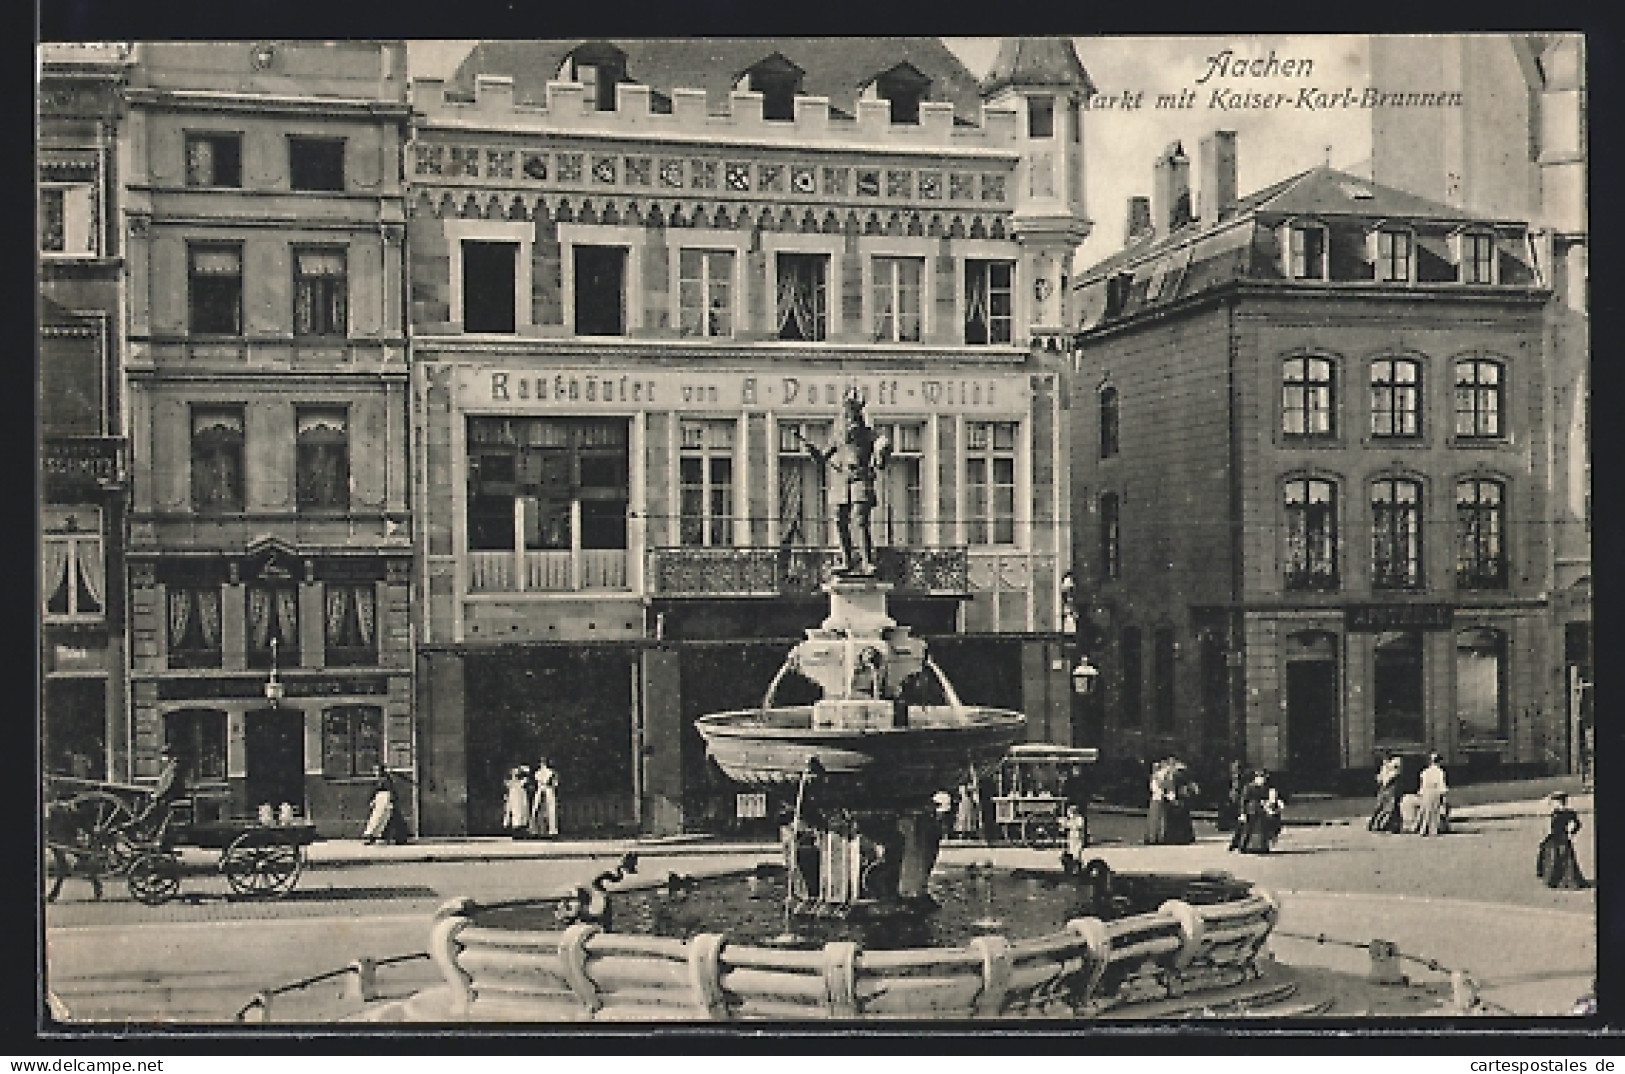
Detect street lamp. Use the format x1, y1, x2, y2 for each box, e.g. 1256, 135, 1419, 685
1071, 654, 1100, 696
264, 635, 285, 707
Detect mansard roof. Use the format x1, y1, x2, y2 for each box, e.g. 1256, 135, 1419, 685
979, 37, 1094, 96
453, 38, 985, 122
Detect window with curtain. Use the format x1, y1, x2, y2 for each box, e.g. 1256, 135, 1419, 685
964, 260, 1013, 345
1456, 478, 1507, 589
871, 257, 923, 342
167, 585, 222, 669
1284, 477, 1339, 590
966, 421, 1016, 545
1099, 386, 1120, 458
777, 420, 830, 548
185, 133, 241, 188
322, 706, 383, 777
189, 244, 243, 335
1370, 358, 1421, 438
678, 249, 734, 338
294, 248, 348, 337
191, 407, 245, 512
776, 253, 828, 341
246, 583, 300, 669
324, 583, 377, 666
680, 420, 735, 546
1099, 492, 1120, 581
1371, 477, 1423, 589
1455, 629, 1507, 741
166, 709, 228, 781
296, 407, 349, 511
872, 422, 923, 546
1283, 356, 1336, 438
1454, 359, 1503, 438
42, 531, 104, 620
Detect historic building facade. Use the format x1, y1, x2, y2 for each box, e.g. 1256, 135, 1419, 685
39, 44, 134, 782
1069, 132, 1554, 791
118, 42, 415, 832
408, 39, 1094, 834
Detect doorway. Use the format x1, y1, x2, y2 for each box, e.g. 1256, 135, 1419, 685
245, 708, 306, 812
1284, 631, 1341, 789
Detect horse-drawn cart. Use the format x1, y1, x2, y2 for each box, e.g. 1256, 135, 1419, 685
45, 776, 319, 906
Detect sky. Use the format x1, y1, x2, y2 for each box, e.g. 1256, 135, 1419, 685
406, 36, 1378, 268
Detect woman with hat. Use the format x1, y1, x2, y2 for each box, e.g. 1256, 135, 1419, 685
1536, 792, 1589, 889
1228, 770, 1274, 854
1416, 752, 1450, 836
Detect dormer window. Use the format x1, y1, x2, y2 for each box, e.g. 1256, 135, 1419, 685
1028, 96, 1054, 138
1370, 227, 1413, 283
869, 62, 931, 125
1456, 230, 1497, 285
740, 53, 804, 122
559, 42, 627, 111
1282, 221, 1327, 281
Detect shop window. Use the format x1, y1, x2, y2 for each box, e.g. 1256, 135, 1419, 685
1371, 478, 1424, 589
778, 420, 831, 547
1454, 359, 1504, 438
1456, 478, 1507, 589
776, 253, 828, 341
293, 248, 348, 337
1099, 492, 1120, 581
1456, 628, 1507, 742
1283, 356, 1336, 439
1099, 386, 1120, 459
1284, 477, 1338, 590
1283, 222, 1327, 280
324, 583, 377, 667
1373, 632, 1425, 743
38, 183, 96, 256
462, 240, 517, 333
966, 421, 1017, 545
1374, 228, 1413, 283
191, 407, 245, 512
1120, 626, 1144, 726
322, 705, 383, 778
964, 260, 1013, 345
871, 257, 923, 342
289, 137, 345, 192
1371, 358, 1421, 438
1152, 627, 1176, 731
43, 679, 106, 780
680, 420, 736, 547
574, 245, 627, 336
166, 586, 222, 669
872, 422, 924, 547
296, 407, 349, 511
43, 526, 103, 621
185, 132, 241, 188
166, 709, 228, 782
189, 244, 243, 335
246, 583, 300, 670
678, 249, 734, 338
1028, 96, 1054, 138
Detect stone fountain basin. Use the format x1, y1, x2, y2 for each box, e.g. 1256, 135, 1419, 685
695, 705, 1026, 801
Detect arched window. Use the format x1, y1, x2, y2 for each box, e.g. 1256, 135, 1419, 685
1283, 356, 1336, 438
1456, 477, 1507, 588
1284, 477, 1338, 590
1099, 492, 1120, 580
1454, 358, 1504, 438
1098, 385, 1120, 459
1456, 628, 1508, 740
1370, 357, 1421, 438
1371, 477, 1424, 589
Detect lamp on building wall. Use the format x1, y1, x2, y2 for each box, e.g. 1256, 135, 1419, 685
264, 636, 285, 707
1071, 654, 1101, 696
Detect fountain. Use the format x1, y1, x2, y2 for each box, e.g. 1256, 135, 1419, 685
388, 391, 1283, 1022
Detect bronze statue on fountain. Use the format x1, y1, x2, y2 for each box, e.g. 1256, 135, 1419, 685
798, 387, 891, 578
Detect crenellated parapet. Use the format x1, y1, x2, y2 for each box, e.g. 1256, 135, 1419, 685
413, 75, 1022, 155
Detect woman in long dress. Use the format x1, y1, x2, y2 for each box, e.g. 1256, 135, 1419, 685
1228, 771, 1272, 853
362, 765, 408, 844
1368, 755, 1403, 833
502, 765, 532, 839
1144, 759, 1172, 845
528, 758, 559, 838
1416, 753, 1450, 836
1536, 792, 1589, 888
1163, 760, 1197, 845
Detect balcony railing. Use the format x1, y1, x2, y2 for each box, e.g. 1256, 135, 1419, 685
648, 546, 969, 598
467, 549, 629, 594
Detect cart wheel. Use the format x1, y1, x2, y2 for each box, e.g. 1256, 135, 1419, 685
67, 792, 138, 875
126, 853, 181, 906
221, 830, 304, 899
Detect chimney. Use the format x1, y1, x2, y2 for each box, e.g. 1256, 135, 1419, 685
1151, 141, 1192, 234
1124, 196, 1152, 245
1198, 130, 1239, 223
